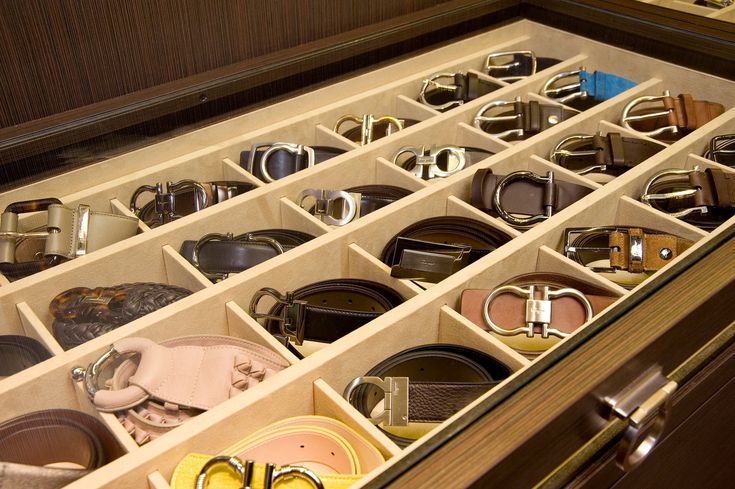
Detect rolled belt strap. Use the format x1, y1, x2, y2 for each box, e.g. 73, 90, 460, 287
298, 185, 412, 225
419, 72, 503, 111
0, 335, 52, 379
474, 99, 578, 140
485, 51, 561, 80
240, 144, 347, 182
392, 145, 494, 180
703, 134, 735, 167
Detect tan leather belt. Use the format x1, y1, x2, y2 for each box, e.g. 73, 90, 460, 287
0, 335, 52, 379
240, 143, 347, 183
473, 97, 579, 140
392, 144, 493, 180
333, 114, 419, 145
418, 72, 502, 111
298, 185, 412, 226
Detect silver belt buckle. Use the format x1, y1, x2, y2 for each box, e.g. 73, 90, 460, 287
418, 72, 461, 111
541, 68, 586, 103
392, 144, 467, 179
129, 180, 207, 226
247, 142, 316, 183
640, 166, 709, 218
195, 457, 324, 489
473, 97, 524, 139
621, 90, 678, 138
550, 134, 605, 175
343, 376, 409, 426
493, 170, 555, 227
297, 189, 359, 226
485, 50, 537, 82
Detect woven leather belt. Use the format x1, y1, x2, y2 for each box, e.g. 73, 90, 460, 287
703, 134, 735, 167
0, 198, 139, 281
550, 132, 665, 180
641, 167, 735, 230
542, 68, 636, 110
180, 229, 317, 281
461, 272, 620, 355
0, 409, 124, 488
485, 50, 561, 82
380, 216, 513, 283
473, 97, 579, 140
333, 114, 420, 145
392, 144, 494, 180
418, 72, 502, 111
0, 335, 52, 379
298, 185, 412, 226
50, 282, 192, 350
471, 168, 594, 228
240, 143, 347, 183
343, 344, 510, 447
131, 179, 256, 227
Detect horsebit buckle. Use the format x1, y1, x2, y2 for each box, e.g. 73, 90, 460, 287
297, 189, 360, 226
333, 114, 404, 145
493, 170, 555, 227
247, 142, 316, 183
196, 457, 323, 489
393, 144, 467, 179
129, 180, 207, 226
249, 288, 307, 345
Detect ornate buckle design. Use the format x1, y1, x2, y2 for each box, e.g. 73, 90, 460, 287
191, 232, 285, 281
549, 134, 604, 174
343, 376, 409, 426
247, 142, 316, 183
482, 284, 593, 338
418, 72, 461, 111
392, 144, 467, 179
196, 457, 324, 489
485, 50, 537, 82
473, 97, 524, 139
297, 189, 359, 226
249, 288, 308, 345
640, 166, 709, 218
542, 69, 585, 103
621, 90, 678, 138
493, 170, 555, 227
333, 114, 404, 145
130, 180, 208, 226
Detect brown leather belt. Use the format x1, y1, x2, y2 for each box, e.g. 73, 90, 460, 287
392, 145, 494, 180
703, 134, 735, 167
239, 143, 347, 183
473, 98, 579, 140
471, 168, 594, 228
0, 409, 125, 488
298, 185, 412, 226
343, 344, 510, 447
0, 335, 52, 379
418, 72, 502, 111
334, 114, 420, 145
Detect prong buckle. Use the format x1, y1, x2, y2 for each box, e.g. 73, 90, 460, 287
247, 142, 316, 183
249, 288, 307, 345
334, 114, 404, 145
564, 226, 636, 273
485, 50, 537, 82
473, 97, 524, 139
297, 189, 359, 226
621, 90, 678, 138
542, 69, 586, 103
640, 166, 708, 218
493, 170, 555, 227
393, 144, 467, 179
196, 457, 324, 489
418, 72, 461, 111
191, 232, 284, 281
550, 134, 605, 174
343, 376, 409, 426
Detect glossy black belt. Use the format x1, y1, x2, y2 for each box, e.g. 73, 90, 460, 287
240, 143, 347, 182
0, 335, 52, 379
484, 50, 561, 82
392, 145, 494, 180
418, 72, 502, 111
343, 344, 511, 447
298, 185, 412, 225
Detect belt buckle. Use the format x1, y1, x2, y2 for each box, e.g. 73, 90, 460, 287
640, 166, 709, 218
334, 114, 404, 145
393, 144, 467, 179
297, 189, 359, 226
249, 288, 308, 345
343, 376, 409, 426
550, 134, 605, 174
191, 232, 285, 282
482, 284, 593, 338
706, 134, 735, 164
485, 50, 537, 82
542, 69, 586, 104
418, 72, 461, 111
130, 180, 208, 226
473, 97, 524, 139
196, 457, 324, 489
493, 170, 555, 227
248, 142, 316, 183
564, 226, 635, 272
621, 90, 678, 138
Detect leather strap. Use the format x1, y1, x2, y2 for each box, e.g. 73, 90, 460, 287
475, 99, 578, 140
664, 93, 725, 132
240, 144, 346, 182
0, 335, 52, 379
392, 145, 493, 179
624, 92, 725, 141
486, 52, 561, 80
419, 72, 502, 111
299, 185, 412, 225
337, 116, 419, 144
703, 134, 735, 167
0, 409, 124, 488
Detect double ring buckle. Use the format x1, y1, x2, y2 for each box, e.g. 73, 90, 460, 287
485, 50, 537, 82
640, 166, 708, 218
418, 72, 461, 111
493, 170, 555, 227
542, 69, 586, 103
334, 114, 404, 145
343, 376, 409, 426
249, 288, 307, 345
297, 189, 359, 226
473, 97, 524, 139
550, 134, 605, 174
130, 180, 208, 226
192, 232, 285, 281
247, 142, 316, 183
393, 144, 467, 179
196, 457, 324, 489
482, 284, 593, 338
621, 90, 678, 138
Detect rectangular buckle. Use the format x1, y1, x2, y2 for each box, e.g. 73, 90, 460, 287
389, 237, 470, 282
0, 198, 63, 263
621, 90, 678, 138
564, 226, 621, 272
707, 134, 735, 165
473, 97, 524, 140
485, 50, 536, 82
542, 69, 585, 104
640, 167, 709, 218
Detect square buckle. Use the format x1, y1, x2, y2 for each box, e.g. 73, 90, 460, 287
473, 97, 524, 140
418, 72, 461, 111
621, 90, 678, 138
389, 237, 470, 283
542, 69, 586, 104
485, 50, 537, 82
0, 198, 63, 264
705, 134, 735, 165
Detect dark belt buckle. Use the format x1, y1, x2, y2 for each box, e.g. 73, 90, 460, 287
706, 134, 735, 165
640, 167, 709, 218
392, 144, 467, 179
0, 198, 68, 265
485, 50, 537, 82
493, 170, 555, 227
564, 226, 637, 273
249, 288, 307, 345
418, 72, 461, 111
550, 134, 604, 174
542, 68, 586, 104
473, 97, 524, 139
621, 90, 678, 138
389, 237, 470, 282
130, 180, 207, 226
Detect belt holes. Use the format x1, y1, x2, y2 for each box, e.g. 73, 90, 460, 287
347, 299, 352, 304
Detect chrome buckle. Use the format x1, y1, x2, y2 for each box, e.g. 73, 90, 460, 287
130, 180, 208, 226
564, 226, 636, 273
640, 166, 709, 218
392, 144, 467, 179
249, 288, 307, 345
191, 232, 284, 282
550, 134, 605, 175
418, 72, 461, 111
482, 284, 593, 338
542, 69, 586, 103
485, 50, 537, 82
621, 90, 678, 138
705, 134, 735, 163
333, 114, 404, 145
247, 142, 316, 183
297, 189, 359, 226
195, 457, 324, 489
473, 97, 524, 139
343, 376, 409, 426
493, 170, 555, 227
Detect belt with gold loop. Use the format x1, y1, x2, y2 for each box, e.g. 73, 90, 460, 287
541, 67, 636, 110
392, 144, 493, 180
333, 114, 419, 145
473, 97, 579, 140
297, 185, 412, 226
703, 134, 735, 166
460, 272, 621, 355
343, 344, 511, 447
418, 71, 503, 111
0, 198, 139, 281
485, 50, 561, 82
240, 143, 347, 183
0, 335, 52, 379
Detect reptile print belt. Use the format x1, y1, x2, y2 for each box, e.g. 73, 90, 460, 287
541, 67, 636, 110
392, 144, 494, 180
418, 72, 502, 111
484, 50, 561, 82
333, 114, 420, 145
380, 216, 513, 283
297, 185, 412, 225
240, 143, 347, 183
343, 344, 511, 447
0, 335, 52, 379
703, 134, 735, 166
473, 97, 579, 140
461, 272, 621, 356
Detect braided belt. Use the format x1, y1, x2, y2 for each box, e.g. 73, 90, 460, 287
298, 185, 412, 226
392, 144, 494, 180
485, 50, 561, 82
473, 97, 579, 140
418, 72, 502, 111
343, 344, 510, 447
240, 143, 347, 183
0, 335, 52, 379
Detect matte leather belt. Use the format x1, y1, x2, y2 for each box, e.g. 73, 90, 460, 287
171, 416, 385, 489
542, 68, 636, 110
298, 185, 412, 225
240, 143, 347, 183
473, 97, 579, 140
0, 335, 52, 379
460, 272, 620, 355
485, 50, 561, 82
621, 90, 725, 141
180, 229, 317, 281
694, 0, 731, 8
50, 282, 192, 350
0, 198, 138, 281
131, 179, 256, 227
333, 114, 420, 145
380, 216, 513, 283
470, 168, 594, 228
703, 134, 735, 167
392, 144, 494, 179
641, 166, 735, 230
550, 132, 665, 180
0, 409, 124, 488
418, 72, 502, 111
343, 344, 511, 447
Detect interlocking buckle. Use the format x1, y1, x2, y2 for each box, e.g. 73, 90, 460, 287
640, 166, 709, 218
249, 288, 307, 345
482, 284, 593, 338
485, 50, 537, 82
196, 457, 324, 489
130, 180, 207, 226
333, 114, 404, 145
297, 189, 360, 226
705, 134, 735, 164
393, 144, 467, 179
418, 72, 462, 111
542, 69, 586, 103
343, 376, 409, 426
473, 97, 524, 139
550, 134, 605, 174
493, 170, 555, 227
191, 232, 285, 282
247, 142, 316, 183
621, 90, 678, 138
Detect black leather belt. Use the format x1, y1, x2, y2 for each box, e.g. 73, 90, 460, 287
473, 97, 579, 140
418, 72, 502, 111
298, 185, 412, 225
485, 50, 561, 81
180, 229, 317, 281
0, 335, 52, 379
380, 216, 513, 283
239, 143, 347, 183
392, 145, 494, 180
334, 114, 420, 145
703, 134, 735, 167
343, 344, 510, 447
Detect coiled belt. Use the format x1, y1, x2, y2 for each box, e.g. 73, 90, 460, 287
240, 143, 347, 183
0, 335, 52, 379
418, 72, 502, 111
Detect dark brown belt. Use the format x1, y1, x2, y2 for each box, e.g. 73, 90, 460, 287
703, 134, 735, 166
239, 143, 347, 183
485, 50, 561, 81
298, 185, 412, 225
418, 72, 502, 111
343, 344, 510, 447
0, 335, 52, 379
333, 114, 420, 145
0, 409, 124, 488
473, 98, 579, 140
380, 216, 513, 283
392, 145, 494, 180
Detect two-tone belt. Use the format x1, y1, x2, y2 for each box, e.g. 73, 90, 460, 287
50, 282, 192, 350
641, 166, 735, 231
333, 114, 420, 145
297, 185, 412, 226
703, 134, 735, 167
249, 278, 405, 355
180, 229, 317, 281
380, 216, 513, 283
130, 179, 256, 227
343, 344, 511, 447
0, 198, 139, 281
621, 90, 725, 141
541, 68, 637, 110
171, 415, 386, 489
484, 50, 561, 82
417, 72, 502, 111
392, 144, 494, 180
470, 168, 594, 228
460, 272, 620, 356
240, 143, 347, 183
473, 97, 579, 140
0, 409, 125, 488
0, 335, 52, 379
550, 132, 665, 181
